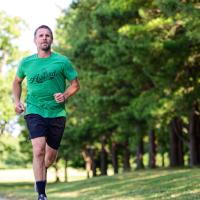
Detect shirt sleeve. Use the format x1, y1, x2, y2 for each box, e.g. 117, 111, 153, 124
16, 59, 25, 79
63, 58, 78, 81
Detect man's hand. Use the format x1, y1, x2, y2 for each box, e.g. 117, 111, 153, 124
54, 93, 66, 103
15, 102, 25, 114
54, 78, 79, 104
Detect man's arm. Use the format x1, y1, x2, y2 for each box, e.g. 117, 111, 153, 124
54, 78, 80, 103
12, 76, 25, 114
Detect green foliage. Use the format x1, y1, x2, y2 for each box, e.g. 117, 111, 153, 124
0, 134, 27, 168
0, 70, 16, 134
54, 0, 200, 168
0, 10, 30, 168
0, 10, 26, 135
0, 10, 25, 67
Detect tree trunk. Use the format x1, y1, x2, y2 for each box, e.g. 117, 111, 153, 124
162, 153, 165, 167
149, 130, 156, 168
100, 136, 108, 175
136, 136, 144, 169
170, 117, 184, 167
123, 139, 131, 172
64, 159, 68, 182
178, 146, 184, 166
111, 141, 118, 174
189, 103, 200, 166
82, 148, 92, 178
91, 148, 97, 177
170, 117, 179, 166
54, 159, 60, 182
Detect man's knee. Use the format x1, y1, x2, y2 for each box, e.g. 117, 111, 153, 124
31, 137, 46, 159
45, 152, 57, 168
45, 157, 55, 168
33, 146, 45, 159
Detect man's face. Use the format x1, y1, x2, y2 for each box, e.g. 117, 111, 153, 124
34, 28, 53, 51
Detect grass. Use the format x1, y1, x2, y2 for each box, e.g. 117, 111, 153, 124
0, 168, 200, 200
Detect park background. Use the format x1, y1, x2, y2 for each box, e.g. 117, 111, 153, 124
0, 0, 200, 199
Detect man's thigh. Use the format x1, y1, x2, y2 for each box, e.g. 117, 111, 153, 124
46, 117, 66, 150
24, 114, 48, 139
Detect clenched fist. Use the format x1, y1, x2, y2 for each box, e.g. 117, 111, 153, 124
15, 102, 25, 114
54, 93, 66, 103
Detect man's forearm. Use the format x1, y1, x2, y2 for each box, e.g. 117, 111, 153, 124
12, 80, 22, 104
63, 79, 80, 100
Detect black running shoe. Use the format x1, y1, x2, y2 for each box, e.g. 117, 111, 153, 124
38, 194, 48, 200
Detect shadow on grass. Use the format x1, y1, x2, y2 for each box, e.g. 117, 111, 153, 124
0, 168, 200, 200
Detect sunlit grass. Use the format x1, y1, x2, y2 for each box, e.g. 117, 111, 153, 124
0, 167, 87, 183
1, 168, 200, 199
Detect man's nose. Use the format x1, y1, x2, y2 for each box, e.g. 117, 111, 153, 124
42, 35, 48, 39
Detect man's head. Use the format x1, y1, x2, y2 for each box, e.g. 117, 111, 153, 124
34, 25, 53, 52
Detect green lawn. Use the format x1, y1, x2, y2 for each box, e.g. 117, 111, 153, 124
0, 168, 200, 200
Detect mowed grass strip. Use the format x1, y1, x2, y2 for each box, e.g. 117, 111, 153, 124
0, 168, 200, 200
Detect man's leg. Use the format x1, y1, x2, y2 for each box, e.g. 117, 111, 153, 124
43, 144, 58, 186
45, 144, 58, 169
45, 116, 66, 169
31, 137, 47, 198
24, 114, 48, 199
32, 137, 46, 181
44, 116, 66, 183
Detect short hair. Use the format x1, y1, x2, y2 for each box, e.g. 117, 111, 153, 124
34, 25, 53, 39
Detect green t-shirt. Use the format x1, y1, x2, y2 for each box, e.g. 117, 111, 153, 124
17, 52, 78, 118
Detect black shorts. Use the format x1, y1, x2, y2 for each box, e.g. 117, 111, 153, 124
24, 114, 66, 150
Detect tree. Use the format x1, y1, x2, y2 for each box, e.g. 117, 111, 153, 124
0, 10, 25, 135
54, 0, 200, 174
